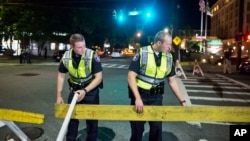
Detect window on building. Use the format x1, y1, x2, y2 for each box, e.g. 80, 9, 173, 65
230, 4, 233, 10
248, 2, 250, 11
235, 9, 238, 17
247, 13, 250, 24
235, 1, 238, 7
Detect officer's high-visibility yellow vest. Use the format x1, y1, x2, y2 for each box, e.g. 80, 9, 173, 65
136, 46, 172, 90
62, 49, 94, 85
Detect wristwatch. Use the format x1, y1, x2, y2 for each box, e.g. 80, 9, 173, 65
180, 100, 186, 104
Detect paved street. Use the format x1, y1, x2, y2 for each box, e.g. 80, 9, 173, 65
0, 56, 250, 141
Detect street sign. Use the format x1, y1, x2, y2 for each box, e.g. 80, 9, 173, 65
173, 36, 182, 46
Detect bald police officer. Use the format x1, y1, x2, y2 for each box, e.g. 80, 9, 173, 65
56, 33, 103, 141
128, 30, 187, 141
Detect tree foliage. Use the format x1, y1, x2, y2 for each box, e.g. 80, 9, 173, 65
0, 4, 118, 56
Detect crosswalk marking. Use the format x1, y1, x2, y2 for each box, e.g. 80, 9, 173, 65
187, 89, 250, 95
180, 72, 250, 126
189, 96, 250, 103
183, 81, 234, 85
101, 63, 128, 69
0, 63, 129, 69
183, 79, 228, 82
184, 85, 246, 89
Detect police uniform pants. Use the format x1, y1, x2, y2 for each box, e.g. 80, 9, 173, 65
130, 92, 163, 141
66, 88, 99, 141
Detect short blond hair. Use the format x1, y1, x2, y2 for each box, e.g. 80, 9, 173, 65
70, 33, 85, 46
154, 30, 171, 43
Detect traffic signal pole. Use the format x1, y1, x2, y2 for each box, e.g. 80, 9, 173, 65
236, 0, 244, 71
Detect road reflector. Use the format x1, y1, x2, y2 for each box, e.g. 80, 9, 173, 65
55, 104, 250, 122
0, 109, 44, 124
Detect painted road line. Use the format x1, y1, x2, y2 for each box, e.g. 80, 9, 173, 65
116, 65, 128, 68
189, 96, 250, 103
184, 85, 247, 89
216, 74, 250, 89
55, 105, 250, 122
182, 78, 226, 82
187, 89, 250, 95
183, 81, 235, 85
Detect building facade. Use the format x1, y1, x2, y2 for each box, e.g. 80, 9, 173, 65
210, 0, 250, 58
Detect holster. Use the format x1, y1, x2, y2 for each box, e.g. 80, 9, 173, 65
128, 82, 165, 98
68, 79, 103, 91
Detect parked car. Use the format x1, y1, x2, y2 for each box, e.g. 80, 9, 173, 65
111, 48, 123, 58
238, 61, 250, 74
53, 50, 66, 62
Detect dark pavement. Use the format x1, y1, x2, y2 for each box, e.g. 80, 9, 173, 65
0, 55, 249, 141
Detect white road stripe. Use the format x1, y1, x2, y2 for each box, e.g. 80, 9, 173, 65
184, 85, 246, 89
216, 74, 250, 89
182, 79, 227, 82
116, 65, 128, 68
183, 81, 235, 85
187, 89, 250, 95
189, 96, 250, 103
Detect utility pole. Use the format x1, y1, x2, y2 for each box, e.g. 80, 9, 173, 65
236, 0, 244, 71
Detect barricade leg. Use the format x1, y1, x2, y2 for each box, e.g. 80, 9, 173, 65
1, 120, 30, 141
56, 93, 79, 141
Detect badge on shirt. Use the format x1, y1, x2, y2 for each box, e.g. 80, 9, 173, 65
132, 53, 139, 61
94, 54, 100, 62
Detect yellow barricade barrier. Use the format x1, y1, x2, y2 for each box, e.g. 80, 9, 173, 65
0, 108, 45, 124
55, 104, 250, 122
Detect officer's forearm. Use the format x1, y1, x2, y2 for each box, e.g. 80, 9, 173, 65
128, 71, 141, 99
168, 76, 185, 102
57, 72, 65, 97
85, 72, 102, 92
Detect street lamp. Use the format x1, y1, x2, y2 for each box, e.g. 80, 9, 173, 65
136, 32, 141, 38
164, 28, 169, 33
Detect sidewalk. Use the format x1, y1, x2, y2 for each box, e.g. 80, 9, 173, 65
0, 55, 55, 64
180, 61, 238, 74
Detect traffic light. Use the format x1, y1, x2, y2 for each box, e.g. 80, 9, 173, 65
244, 33, 250, 42
146, 12, 151, 18
118, 10, 125, 23
112, 10, 117, 19
119, 15, 123, 21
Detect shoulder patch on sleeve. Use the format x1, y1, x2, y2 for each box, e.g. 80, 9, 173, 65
94, 54, 100, 62
133, 53, 139, 61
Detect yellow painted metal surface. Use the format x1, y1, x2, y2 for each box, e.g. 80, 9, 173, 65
55, 104, 250, 122
0, 109, 44, 124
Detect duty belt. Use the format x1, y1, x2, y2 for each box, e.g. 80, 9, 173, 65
68, 79, 90, 91
138, 84, 164, 96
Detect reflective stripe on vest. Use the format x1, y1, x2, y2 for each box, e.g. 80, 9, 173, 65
62, 49, 94, 84
136, 46, 172, 90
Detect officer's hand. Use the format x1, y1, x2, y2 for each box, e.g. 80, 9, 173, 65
182, 102, 187, 106
135, 98, 144, 114
56, 96, 64, 104
75, 90, 86, 102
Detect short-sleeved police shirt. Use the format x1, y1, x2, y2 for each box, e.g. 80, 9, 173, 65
128, 51, 176, 77
58, 50, 102, 74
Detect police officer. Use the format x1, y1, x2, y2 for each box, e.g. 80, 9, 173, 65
128, 30, 187, 141
56, 33, 103, 141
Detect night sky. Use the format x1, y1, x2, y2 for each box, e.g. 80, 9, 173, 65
176, 0, 217, 29
22, 0, 218, 30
